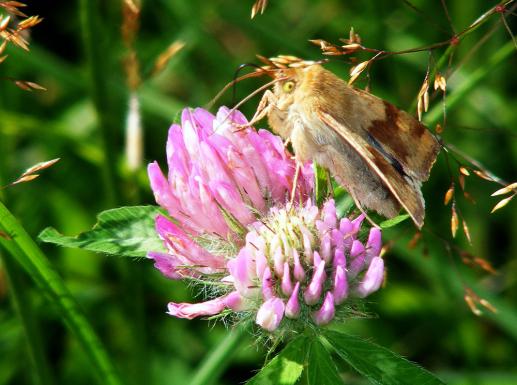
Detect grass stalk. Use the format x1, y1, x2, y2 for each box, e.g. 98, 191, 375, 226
1, 252, 54, 385
79, 0, 119, 205
190, 324, 248, 385
0, 201, 123, 385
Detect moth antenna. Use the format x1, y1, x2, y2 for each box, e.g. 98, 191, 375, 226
212, 77, 285, 135
206, 70, 268, 110
229, 78, 281, 115
230, 63, 275, 109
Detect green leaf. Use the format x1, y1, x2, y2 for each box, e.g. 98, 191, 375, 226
307, 338, 344, 385
314, 163, 331, 206
379, 214, 410, 229
334, 186, 354, 218
323, 330, 445, 385
38, 206, 166, 257
246, 335, 308, 385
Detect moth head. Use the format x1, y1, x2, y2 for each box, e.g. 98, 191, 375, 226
271, 69, 302, 107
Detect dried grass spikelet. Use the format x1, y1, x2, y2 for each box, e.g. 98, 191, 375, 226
460, 252, 497, 275
348, 60, 369, 85
407, 231, 422, 249
462, 219, 472, 244
490, 182, 516, 213
450, 203, 459, 238
2, 158, 60, 189
16, 15, 42, 31
444, 184, 454, 205
0, 2, 28, 18
343, 27, 362, 45
433, 72, 447, 92
458, 173, 466, 191
0, 15, 10, 31
312, 27, 364, 56
459, 166, 470, 176
464, 287, 497, 316
491, 182, 517, 196
14, 80, 46, 91
491, 195, 514, 213
151, 40, 185, 77
417, 75, 430, 121
251, 0, 268, 18
256, 54, 322, 72
472, 169, 496, 182
0, 1, 44, 90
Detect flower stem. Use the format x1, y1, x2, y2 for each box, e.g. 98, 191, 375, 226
190, 323, 249, 385
0, 201, 123, 385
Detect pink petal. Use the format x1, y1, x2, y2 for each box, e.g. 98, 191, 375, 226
227, 247, 259, 299
285, 282, 301, 319
322, 199, 337, 228
304, 259, 326, 305
167, 292, 240, 319
331, 229, 344, 251
355, 257, 385, 298
210, 180, 254, 226
320, 232, 332, 262
155, 215, 225, 273
261, 267, 275, 300
147, 251, 185, 279
292, 249, 305, 282
256, 297, 285, 332
312, 292, 335, 325
333, 265, 348, 305
365, 227, 382, 264
281, 262, 293, 296
348, 240, 366, 279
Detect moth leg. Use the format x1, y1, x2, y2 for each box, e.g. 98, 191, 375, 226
350, 194, 381, 229
233, 90, 277, 131
288, 161, 301, 209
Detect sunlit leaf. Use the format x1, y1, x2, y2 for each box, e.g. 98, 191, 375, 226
38, 206, 166, 257
246, 335, 308, 385
380, 214, 410, 229
323, 330, 445, 385
307, 338, 343, 385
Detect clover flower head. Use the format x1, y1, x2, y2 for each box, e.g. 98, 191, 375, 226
147, 107, 384, 332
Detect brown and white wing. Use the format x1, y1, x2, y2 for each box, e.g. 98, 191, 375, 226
317, 110, 426, 228
346, 87, 440, 182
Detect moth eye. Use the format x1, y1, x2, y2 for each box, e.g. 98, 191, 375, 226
282, 81, 295, 93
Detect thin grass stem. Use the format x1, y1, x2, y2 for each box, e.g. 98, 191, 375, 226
0, 201, 123, 385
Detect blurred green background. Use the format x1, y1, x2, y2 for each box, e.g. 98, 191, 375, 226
0, 1, 516, 384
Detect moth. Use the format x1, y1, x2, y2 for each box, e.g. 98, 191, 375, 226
245, 60, 440, 228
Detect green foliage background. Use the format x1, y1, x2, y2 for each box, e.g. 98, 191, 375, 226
0, 1, 516, 384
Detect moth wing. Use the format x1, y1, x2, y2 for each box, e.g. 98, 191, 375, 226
348, 87, 440, 182
317, 110, 425, 228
